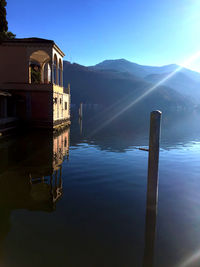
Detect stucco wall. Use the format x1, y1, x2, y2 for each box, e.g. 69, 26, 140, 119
0, 45, 29, 83
0, 44, 54, 85
53, 90, 70, 122
10, 90, 53, 127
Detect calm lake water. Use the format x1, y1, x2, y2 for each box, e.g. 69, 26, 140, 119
0, 108, 200, 267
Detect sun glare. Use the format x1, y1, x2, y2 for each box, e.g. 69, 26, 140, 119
90, 51, 200, 136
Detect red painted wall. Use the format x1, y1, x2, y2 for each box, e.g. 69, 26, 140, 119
12, 90, 53, 127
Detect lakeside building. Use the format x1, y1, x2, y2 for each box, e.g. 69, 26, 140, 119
0, 37, 70, 132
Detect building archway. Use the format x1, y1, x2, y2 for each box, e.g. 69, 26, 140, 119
59, 58, 63, 86
43, 62, 51, 84
29, 50, 51, 84
29, 61, 41, 84
53, 54, 58, 85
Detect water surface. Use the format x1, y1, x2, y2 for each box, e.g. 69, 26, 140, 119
0, 109, 200, 267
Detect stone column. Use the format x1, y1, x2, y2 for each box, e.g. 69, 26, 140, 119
51, 62, 54, 84
40, 63, 44, 83
60, 69, 63, 87
29, 63, 32, 84
58, 66, 60, 86
56, 64, 58, 85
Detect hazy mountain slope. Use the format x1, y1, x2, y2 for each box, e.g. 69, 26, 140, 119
90, 59, 149, 78
91, 59, 181, 78
178, 67, 200, 83
63, 61, 190, 111
91, 59, 200, 80
91, 59, 200, 102
145, 72, 200, 101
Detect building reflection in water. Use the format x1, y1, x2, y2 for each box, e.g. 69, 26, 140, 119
0, 127, 70, 212
29, 128, 70, 209
0, 127, 70, 261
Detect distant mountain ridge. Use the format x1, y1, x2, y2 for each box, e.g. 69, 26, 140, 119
91, 59, 181, 78
90, 59, 200, 102
63, 60, 192, 113
91, 58, 200, 81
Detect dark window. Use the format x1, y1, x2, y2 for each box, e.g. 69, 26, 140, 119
54, 97, 57, 104
65, 102, 67, 110
64, 137, 67, 147
60, 98, 62, 104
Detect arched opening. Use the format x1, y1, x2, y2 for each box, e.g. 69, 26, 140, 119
53, 54, 58, 85
43, 62, 51, 84
59, 58, 63, 86
29, 50, 51, 84
30, 61, 41, 84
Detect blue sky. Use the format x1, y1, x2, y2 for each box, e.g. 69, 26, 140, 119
7, 0, 200, 71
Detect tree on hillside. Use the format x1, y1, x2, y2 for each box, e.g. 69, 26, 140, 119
0, 0, 15, 41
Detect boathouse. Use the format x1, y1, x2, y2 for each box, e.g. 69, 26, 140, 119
0, 37, 70, 131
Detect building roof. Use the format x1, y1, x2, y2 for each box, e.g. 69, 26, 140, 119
1, 37, 55, 44
1, 37, 65, 57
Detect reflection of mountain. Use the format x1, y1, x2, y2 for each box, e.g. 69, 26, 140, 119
70, 108, 200, 153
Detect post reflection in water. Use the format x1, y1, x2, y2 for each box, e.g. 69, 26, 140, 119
79, 117, 83, 135
143, 200, 157, 267
0, 127, 70, 258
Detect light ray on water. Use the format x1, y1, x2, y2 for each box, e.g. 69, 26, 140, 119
177, 248, 200, 267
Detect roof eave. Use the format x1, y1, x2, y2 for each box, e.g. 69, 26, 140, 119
53, 43, 65, 57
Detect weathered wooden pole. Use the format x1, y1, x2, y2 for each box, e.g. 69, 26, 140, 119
79, 102, 83, 119
147, 110, 162, 210
143, 110, 162, 267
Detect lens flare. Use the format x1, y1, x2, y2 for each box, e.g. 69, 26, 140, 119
90, 51, 200, 136
178, 248, 200, 267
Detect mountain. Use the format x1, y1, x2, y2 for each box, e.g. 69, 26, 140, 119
91, 59, 180, 78
91, 59, 200, 102
91, 58, 200, 80
63, 61, 191, 112
144, 72, 200, 101
90, 59, 149, 78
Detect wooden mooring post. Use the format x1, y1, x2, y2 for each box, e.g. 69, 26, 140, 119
147, 110, 162, 210
143, 110, 162, 267
79, 102, 83, 119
